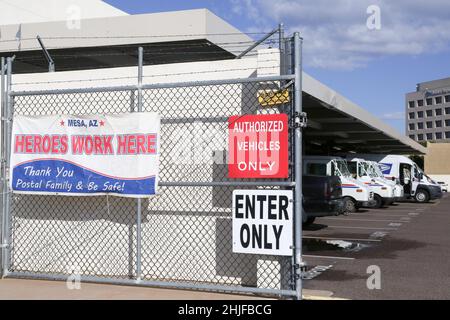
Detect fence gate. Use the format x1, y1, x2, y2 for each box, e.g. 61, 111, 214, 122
0, 34, 304, 299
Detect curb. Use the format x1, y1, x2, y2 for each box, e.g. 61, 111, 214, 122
303, 295, 349, 300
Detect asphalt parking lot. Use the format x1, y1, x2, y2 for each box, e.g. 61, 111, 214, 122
302, 193, 450, 300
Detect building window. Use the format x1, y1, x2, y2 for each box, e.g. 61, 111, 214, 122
408, 101, 415, 108
446, 119, 450, 127
417, 99, 424, 107
436, 108, 442, 116
445, 95, 450, 103
436, 120, 442, 127
417, 134, 424, 141
446, 107, 450, 115
426, 98, 433, 106
435, 96, 443, 104
426, 133, 433, 140
446, 132, 450, 139
417, 122, 424, 129
409, 134, 415, 140
426, 110, 433, 117
418, 111, 424, 118
409, 112, 415, 119
426, 121, 433, 129
436, 132, 443, 140
408, 123, 415, 130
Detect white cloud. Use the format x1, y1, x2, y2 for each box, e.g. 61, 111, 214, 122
229, 0, 450, 70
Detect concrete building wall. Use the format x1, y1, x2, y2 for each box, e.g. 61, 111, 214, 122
0, 0, 126, 26
424, 142, 450, 186
424, 142, 450, 174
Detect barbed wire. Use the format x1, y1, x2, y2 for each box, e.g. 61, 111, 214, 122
2, 39, 279, 47
2, 38, 280, 53
11, 63, 282, 86
0, 31, 278, 44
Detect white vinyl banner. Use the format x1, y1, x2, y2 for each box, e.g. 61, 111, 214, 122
10, 113, 160, 197
232, 189, 293, 256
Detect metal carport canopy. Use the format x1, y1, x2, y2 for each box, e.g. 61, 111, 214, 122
302, 72, 426, 155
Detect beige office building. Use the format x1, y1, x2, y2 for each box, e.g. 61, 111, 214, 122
425, 142, 450, 186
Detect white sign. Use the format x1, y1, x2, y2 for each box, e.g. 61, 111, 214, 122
10, 113, 160, 198
232, 189, 293, 256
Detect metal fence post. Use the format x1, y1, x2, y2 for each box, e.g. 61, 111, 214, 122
279, 23, 284, 77
293, 32, 304, 300
2, 57, 13, 277
136, 47, 144, 281
0, 57, 5, 277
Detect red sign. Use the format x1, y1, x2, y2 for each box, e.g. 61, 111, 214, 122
228, 114, 289, 178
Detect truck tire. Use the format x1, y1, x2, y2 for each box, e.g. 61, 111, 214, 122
303, 217, 316, 226
343, 197, 357, 213
372, 194, 383, 208
415, 189, 430, 203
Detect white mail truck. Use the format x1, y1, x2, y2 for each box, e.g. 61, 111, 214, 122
303, 156, 374, 212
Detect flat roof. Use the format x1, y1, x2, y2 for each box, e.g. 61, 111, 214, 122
416, 77, 450, 92
0, 9, 252, 73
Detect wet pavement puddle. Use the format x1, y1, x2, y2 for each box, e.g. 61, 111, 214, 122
303, 238, 373, 253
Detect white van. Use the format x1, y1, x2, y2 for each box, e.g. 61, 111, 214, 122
346, 158, 395, 208
303, 156, 374, 212
356, 154, 442, 203
366, 160, 404, 201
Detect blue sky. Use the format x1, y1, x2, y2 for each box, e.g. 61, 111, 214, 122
105, 0, 450, 134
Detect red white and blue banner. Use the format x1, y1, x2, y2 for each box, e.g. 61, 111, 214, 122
10, 113, 160, 197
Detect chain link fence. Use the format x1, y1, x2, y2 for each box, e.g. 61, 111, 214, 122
2, 74, 299, 298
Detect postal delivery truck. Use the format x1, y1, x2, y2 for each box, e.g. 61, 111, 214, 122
366, 160, 404, 201
303, 156, 374, 213
354, 154, 442, 203
346, 158, 395, 208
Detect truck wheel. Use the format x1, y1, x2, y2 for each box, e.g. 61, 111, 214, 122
415, 189, 430, 203
372, 194, 383, 208
303, 217, 316, 226
343, 198, 357, 213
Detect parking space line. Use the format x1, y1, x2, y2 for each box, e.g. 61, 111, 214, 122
369, 231, 389, 239
388, 222, 402, 227
303, 254, 355, 260
349, 213, 413, 217
320, 217, 410, 223
326, 225, 398, 230
303, 236, 381, 242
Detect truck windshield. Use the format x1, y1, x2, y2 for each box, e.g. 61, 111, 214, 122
332, 160, 351, 177
371, 163, 384, 178
346, 161, 357, 177
361, 162, 376, 178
